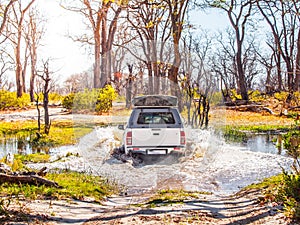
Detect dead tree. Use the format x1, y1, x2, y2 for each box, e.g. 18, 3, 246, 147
126, 64, 134, 109
36, 60, 53, 135
191, 94, 210, 129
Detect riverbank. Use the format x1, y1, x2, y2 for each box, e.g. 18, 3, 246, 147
3, 188, 291, 225
0, 106, 297, 224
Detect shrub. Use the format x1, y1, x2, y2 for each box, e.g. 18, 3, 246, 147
49, 93, 63, 104
210, 91, 223, 106
95, 85, 117, 114
249, 90, 266, 102
62, 86, 117, 113
274, 172, 300, 220
62, 93, 75, 109
0, 90, 30, 110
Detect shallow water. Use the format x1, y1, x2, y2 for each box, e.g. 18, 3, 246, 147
25, 127, 293, 195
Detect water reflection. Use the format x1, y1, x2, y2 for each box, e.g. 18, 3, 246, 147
238, 133, 286, 155
0, 134, 50, 158
0, 131, 287, 159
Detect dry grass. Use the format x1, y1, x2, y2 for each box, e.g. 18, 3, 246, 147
210, 108, 294, 127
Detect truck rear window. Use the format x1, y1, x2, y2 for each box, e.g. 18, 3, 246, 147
137, 112, 175, 124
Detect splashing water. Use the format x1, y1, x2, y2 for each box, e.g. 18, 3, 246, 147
27, 126, 293, 195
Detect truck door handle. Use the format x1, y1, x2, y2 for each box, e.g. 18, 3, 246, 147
153, 133, 160, 135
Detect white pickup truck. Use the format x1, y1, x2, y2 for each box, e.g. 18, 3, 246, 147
118, 95, 186, 156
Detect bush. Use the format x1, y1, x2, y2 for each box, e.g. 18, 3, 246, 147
274, 172, 300, 220
62, 85, 117, 113
249, 90, 266, 102
72, 88, 99, 111
210, 91, 223, 106
62, 93, 75, 109
49, 92, 63, 104
0, 90, 30, 110
95, 85, 117, 114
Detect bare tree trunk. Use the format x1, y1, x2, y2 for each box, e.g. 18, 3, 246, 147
126, 64, 133, 108
94, 34, 101, 88
35, 92, 41, 132
15, 43, 23, 97
37, 60, 52, 135
13, 0, 36, 97
147, 62, 153, 94
276, 51, 282, 91
43, 76, 50, 135
295, 27, 300, 92
236, 42, 249, 101
30, 67, 36, 102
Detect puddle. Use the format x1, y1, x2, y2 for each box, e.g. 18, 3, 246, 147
25, 127, 293, 196
0, 134, 51, 158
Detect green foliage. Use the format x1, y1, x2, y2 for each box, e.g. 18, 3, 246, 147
0, 90, 30, 110
283, 130, 300, 158
273, 172, 300, 220
14, 153, 50, 164
0, 172, 117, 201
62, 86, 117, 114
62, 93, 75, 109
221, 126, 247, 143
274, 92, 289, 101
35, 92, 63, 104
244, 174, 283, 191
0, 121, 93, 150
230, 89, 242, 101
0, 121, 38, 136
48, 92, 63, 104
0, 90, 63, 110
95, 85, 117, 114
282, 115, 300, 173
210, 91, 223, 105
248, 90, 266, 102
73, 89, 99, 111
47, 172, 117, 201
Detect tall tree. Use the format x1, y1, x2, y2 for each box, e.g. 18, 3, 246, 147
62, 0, 125, 88
207, 0, 253, 101
0, 0, 17, 35
166, 0, 189, 107
5, 0, 36, 97
256, 0, 300, 92
125, 0, 170, 94
26, 7, 45, 102
36, 60, 54, 135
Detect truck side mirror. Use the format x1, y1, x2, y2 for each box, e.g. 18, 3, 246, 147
118, 124, 125, 130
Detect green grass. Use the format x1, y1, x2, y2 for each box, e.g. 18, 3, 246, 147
0, 120, 93, 148
14, 153, 50, 164
235, 124, 290, 133
217, 124, 292, 143
243, 174, 283, 191
0, 171, 117, 202
242, 173, 300, 221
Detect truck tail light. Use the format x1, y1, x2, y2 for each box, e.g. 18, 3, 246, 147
126, 131, 132, 145
180, 131, 186, 145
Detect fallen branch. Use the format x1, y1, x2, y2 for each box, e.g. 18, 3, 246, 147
225, 104, 274, 114
0, 173, 60, 188
288, 106, 300, 111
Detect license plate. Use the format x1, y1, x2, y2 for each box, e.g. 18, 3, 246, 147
147, 149, 167, 155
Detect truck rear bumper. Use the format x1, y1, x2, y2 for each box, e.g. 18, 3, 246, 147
126, 146, 185, 155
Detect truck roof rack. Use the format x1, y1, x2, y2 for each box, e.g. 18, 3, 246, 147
132, 95, 178, 107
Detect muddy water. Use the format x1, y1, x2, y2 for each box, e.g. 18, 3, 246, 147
27, 127, 293, 195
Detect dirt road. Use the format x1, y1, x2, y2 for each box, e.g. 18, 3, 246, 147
0, 108, 294, 224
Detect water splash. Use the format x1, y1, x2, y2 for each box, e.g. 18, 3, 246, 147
27, 127, 293, 195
